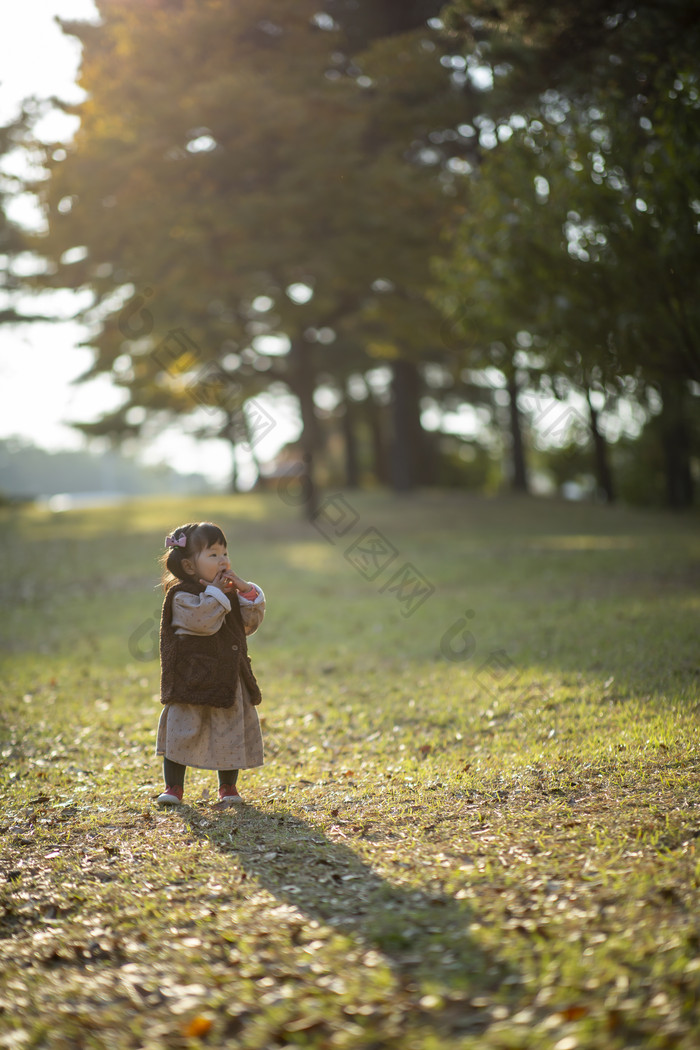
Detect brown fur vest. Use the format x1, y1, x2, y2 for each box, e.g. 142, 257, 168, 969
159, 581, 262, 709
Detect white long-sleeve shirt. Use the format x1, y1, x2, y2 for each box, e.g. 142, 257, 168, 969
171, 583, 265, 638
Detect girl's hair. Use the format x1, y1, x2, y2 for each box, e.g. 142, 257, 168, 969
161, 521, 228, 591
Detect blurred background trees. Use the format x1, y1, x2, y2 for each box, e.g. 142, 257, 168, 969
440, 0, 700, 507
5, 0, 698, 506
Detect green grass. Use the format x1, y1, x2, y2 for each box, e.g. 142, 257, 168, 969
1, 489, 699, 1049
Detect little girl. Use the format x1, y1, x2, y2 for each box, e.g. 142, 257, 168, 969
155, 520, 265, 806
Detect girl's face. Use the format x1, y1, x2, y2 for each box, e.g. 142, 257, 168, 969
190, 541, 230, 583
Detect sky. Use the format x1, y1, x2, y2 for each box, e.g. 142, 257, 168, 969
0, 0, 297, 488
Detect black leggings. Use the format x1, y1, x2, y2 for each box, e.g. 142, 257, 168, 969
163, 757, 238, 789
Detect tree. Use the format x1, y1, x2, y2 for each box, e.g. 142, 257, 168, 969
31, 0, 475, 499
0, 111, 55, 325
435, 0, 700, 506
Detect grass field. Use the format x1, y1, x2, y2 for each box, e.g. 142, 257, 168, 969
1, 488, 699, 1049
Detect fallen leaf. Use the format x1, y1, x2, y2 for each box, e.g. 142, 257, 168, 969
284, 1016, 326, 1033
607, 1010, 622, 1031
183, 1015, 212, 1037
558, 1005, 589, 1022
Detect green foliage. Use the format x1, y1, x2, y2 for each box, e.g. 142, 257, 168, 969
0, 111, 55, 324
10, 0, 699, 504
433, 436, 500, 490
435, 0, 700, 504
611, 428, 669, 508
610, 398, 700, 508
29, 0, 462, 470
538, 440, 594, 493
439, 0, 700, 385
443, 0, 700, 112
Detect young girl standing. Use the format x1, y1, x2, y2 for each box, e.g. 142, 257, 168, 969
155, 521, 265, 806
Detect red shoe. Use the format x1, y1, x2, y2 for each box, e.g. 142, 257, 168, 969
218, 784, 243, 805
157, 785, 183, 805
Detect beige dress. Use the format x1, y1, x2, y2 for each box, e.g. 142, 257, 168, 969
155, 583, 265, 771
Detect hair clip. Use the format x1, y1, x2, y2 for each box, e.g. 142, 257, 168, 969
165, 533, 187, 549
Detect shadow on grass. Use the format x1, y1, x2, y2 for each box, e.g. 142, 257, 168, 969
175, 802, 511, 1038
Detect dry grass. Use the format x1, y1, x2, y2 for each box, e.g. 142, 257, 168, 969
1, 490, 699, 1048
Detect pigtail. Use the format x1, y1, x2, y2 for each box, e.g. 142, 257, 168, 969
160, 522, 198, 591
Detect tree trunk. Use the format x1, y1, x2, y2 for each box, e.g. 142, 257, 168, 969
419, 429, 437, 487
223, 411, 239, 493
505, 368, 529, 493
289, 337, 322, 453
238, 408, 265, 490
246, 440, 264, 488
364, 385, 389, 485
586, 390, 615, 503
659, 378, 693, 509
341, 382, 360, 489
288, 337, 319, 518
390, 357, 423, 492
229, 441, 238, 494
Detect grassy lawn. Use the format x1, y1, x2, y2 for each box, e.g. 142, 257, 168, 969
1, 488, 699, 1049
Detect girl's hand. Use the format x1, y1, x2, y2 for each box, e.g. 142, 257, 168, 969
223, 570, 253, 594
201, 570, 250, 593
200, 569, 237, 593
